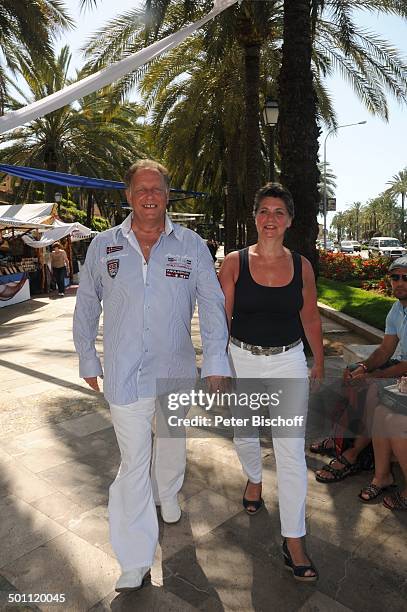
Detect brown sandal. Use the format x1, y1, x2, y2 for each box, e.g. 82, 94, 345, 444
383, 491, 407, 511
358, 482, 396, 503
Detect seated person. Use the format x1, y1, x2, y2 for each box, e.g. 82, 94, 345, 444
314, 256, 407, 483
359, 394, 407, 508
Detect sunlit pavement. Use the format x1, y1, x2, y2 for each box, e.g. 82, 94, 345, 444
0, 289, 406, 611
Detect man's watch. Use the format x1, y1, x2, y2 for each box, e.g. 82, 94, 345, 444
357, 362, 368, 372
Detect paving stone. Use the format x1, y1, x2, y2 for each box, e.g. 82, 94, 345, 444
0, 462, 57, 503
355, 515, 407, 579
297, 591, 353, 611
0, 495, 66, 568
89, 584, 197, 611
306, 480, 389, 552
306, 534, 407, 612
57, 412, 112, 437
181, 488, 241, 538
1, 531, 118, 612
30, 492, 88, 528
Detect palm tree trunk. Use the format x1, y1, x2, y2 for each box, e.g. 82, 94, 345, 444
278, 0, 320, 270
244, 42, 261, 245
402, 192, 405, 243
225, 130, 240, 253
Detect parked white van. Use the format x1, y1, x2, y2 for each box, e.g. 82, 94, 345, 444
368, 237, 406, 259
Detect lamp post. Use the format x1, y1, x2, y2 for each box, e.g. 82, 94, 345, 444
323, 121, 367, 248
262, 98, 279, 182
54, 191, 62, 216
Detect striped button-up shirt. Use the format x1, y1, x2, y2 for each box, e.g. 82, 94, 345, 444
73, 213, 231, 405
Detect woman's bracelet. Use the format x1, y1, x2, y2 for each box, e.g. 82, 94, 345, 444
357, 362, 369, 372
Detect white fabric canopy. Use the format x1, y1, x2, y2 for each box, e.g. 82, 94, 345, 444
0, 203, 56, 225
0, 0, 238, 135
22, 221, 95, 248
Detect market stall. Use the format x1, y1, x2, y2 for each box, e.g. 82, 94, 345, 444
0, 204, 95, 305
0, 209, 54, 307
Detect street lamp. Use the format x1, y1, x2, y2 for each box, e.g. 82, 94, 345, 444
54, 191, 62, 215
262, 98, 279, 182
322, 121, 367, 248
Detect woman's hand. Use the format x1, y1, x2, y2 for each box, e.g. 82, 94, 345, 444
309, 363, 324, 391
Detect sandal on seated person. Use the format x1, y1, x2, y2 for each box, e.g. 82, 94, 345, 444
358, 482, 396, 503
282, 539, 318, 582
309, 438, 335, 456
383, 491, 407, 511
315, 454, 361, 483
243, 480, 263, 515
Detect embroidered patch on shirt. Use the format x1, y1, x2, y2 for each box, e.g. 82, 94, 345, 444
166, 269, 190, 279
107, 259, 119, 278
107, 245, 123, 254
165, 254, 192, 279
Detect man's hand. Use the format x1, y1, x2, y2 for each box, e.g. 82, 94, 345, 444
205, 375, 230, 394
84, 376, 101, 392
346, 365, 367, 380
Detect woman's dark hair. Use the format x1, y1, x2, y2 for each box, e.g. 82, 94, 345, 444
253, 182, 295, 219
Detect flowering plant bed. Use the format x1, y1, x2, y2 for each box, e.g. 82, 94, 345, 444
319, 252, 389, 281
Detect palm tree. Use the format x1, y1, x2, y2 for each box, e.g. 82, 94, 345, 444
0, 47, 148, 213
83, 0, 407, 255
0, 1, 72, 114
278, 0, 320, 267
386, 168, 407, 242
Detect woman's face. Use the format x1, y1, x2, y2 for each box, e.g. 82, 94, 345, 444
255, 197, 292, 239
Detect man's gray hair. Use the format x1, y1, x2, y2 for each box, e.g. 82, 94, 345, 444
124, 159, 170, 189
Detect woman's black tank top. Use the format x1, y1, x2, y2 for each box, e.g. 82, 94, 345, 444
230, 248, 303, 347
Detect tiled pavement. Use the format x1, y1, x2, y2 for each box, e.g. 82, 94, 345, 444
0, 290, 406, 611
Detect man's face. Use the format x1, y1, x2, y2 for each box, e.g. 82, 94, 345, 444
390, 267, 407, 302
126, 168, 169, 223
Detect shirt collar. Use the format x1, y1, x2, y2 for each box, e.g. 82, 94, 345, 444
120, 212, 182, 241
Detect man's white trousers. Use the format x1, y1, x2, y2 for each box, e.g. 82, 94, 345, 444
229, 341, 309, 538
108, 398, 186, 571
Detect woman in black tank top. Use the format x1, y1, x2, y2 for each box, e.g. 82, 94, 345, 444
219, 183, 324, 582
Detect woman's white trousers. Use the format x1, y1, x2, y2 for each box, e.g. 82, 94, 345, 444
229, 341, 309, 538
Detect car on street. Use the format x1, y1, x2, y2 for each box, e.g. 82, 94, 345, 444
319, 239, 334, 252
349, 240, 362, 252
368, 237, 406, 259
340, 240, 358, 253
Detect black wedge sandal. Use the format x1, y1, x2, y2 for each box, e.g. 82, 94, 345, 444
242, 480, 264, 515
282, 539, 318, 582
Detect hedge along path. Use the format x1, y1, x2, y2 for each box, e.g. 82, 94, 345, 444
317, 277, 396, 331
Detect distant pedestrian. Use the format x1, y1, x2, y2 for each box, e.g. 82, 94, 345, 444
207, 237, 218, 262
51, 242, 69, 296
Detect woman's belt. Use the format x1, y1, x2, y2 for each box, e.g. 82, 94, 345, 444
230, 337, 301, 356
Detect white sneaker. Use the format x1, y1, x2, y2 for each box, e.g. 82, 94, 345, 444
160, 498, 181, 523
115, 567, 150, 592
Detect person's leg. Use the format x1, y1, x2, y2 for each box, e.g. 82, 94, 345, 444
109, 399, 158, 571
56, 267, 65, 293
389, 437, 407, 494
229, 343, 263, 508
151, 434, 186, 506
315, 435, 371, 481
